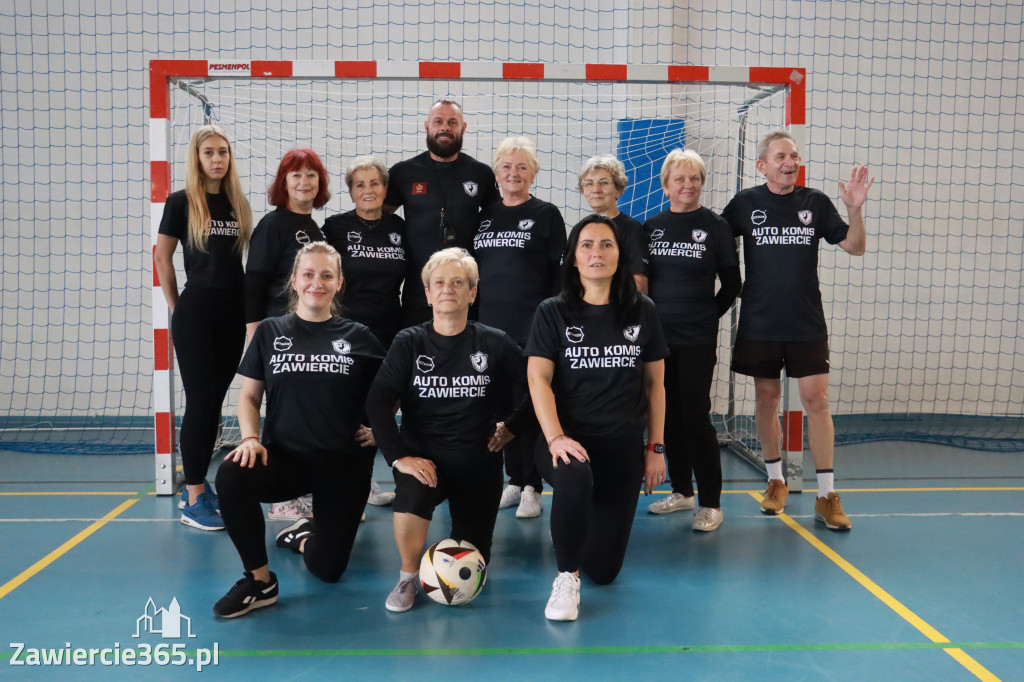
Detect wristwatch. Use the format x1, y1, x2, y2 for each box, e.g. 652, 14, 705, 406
646, 442, 665, 454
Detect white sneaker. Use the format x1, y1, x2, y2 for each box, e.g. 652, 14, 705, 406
516, 485, 542, 518
367, 479, 395, 506
647, 491, 695, 515
692, 506, 723, 532
544, 572, 581, 621
499, 484, 522, 509
268, 495, 313, 520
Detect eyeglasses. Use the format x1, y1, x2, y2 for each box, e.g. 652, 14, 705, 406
581, 179, 614, 189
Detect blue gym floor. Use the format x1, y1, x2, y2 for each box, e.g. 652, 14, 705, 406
1, 443, 1021, 681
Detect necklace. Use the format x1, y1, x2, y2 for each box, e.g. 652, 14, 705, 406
354, 212, 383, 230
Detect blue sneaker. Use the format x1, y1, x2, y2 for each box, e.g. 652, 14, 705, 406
181, 491, 225, 531
179, 480, 218, 511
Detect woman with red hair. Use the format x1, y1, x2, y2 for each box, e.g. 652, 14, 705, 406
245, 149, 331, 522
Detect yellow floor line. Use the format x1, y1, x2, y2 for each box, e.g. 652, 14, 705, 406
0, 491, 138, 496
0, 496, 141, 601
749, 491, 1001, 682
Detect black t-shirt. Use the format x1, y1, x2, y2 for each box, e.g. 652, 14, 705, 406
611, 213, 648, 278
384, 151, 500, 309
472, 197, 567, 345
157, 190, 244, 291
322, 211, 406, 347
245, 207, 325, 320
722, 184, 848, 341
525, 296, 668, 438
644, 207, 739, 345
367, 321, 530, 461
238, 314, 385, 454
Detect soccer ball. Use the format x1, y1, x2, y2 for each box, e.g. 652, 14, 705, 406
419, 539, 487, 606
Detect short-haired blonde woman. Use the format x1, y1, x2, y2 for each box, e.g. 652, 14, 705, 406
366, 248, 534, 613
472, 136, 567, 519
155, 125, 253, 531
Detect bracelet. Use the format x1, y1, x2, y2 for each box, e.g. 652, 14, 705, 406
546, 433, 566, 446
240, 436, 259, 445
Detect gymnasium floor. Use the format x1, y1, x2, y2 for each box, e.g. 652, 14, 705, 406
1, 443, 1021, 681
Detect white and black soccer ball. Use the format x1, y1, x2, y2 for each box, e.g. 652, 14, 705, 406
419, 539, 487, 606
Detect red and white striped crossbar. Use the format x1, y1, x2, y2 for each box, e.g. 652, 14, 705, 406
149, 61, 807, 494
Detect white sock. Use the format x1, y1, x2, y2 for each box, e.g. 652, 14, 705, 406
400, 570, 418, 582
765, 458, 784, 483
816, 470, 835, 498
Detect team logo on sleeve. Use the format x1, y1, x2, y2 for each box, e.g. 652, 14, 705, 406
565, 326, 584, 343
798, 210, 813, 225
463, 181, 479, 197
416, 355, 435, 373
650, 229, 665, 241
518, 219, 535, 231
751, 210, 767, 226
347, 231, 362, 243
273, 336, 294, 351
478, 220, 492, 233
623, 325, 640, 342
332, 339, 352, 354
389, 233, 402, 246
691, 229, 707, 243
470, 352, 488, 373
295, 230, 311, 245
413, 182, 427, 195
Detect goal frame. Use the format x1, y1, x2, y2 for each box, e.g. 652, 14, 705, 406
148, 59, 808, 495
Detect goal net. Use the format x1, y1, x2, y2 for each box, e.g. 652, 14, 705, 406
151, 61, 798, 492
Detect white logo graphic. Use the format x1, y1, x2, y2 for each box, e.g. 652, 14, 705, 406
389, 232, 402, 246
463, 181, 479, 197
470, 352, 488, 373
273, 336, 293, 351
478, 219, 492, 233
565, 326, 584, 344
416, 355, 435, 373
134, 597, 195, 639
623, 325, 640, 342
332, 339, 351, 354
751, 210, 767, 226
518, 219, 535, 231
798, 210, 813, 225
691, 229, 708, 243
650, 229, 665, 241
295, 230, 312, 245
347, 231, 362, 243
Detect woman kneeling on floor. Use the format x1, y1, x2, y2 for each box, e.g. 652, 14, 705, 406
212, 242, 386, 618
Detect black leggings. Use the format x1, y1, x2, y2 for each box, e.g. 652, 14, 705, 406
216, 447, 373, 583
664, 343, 722, 509
392, 448, 503, 564
536, 433, 644, 585
170, 286, 244, 486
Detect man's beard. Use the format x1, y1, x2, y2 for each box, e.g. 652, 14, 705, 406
426, 131, 463, 159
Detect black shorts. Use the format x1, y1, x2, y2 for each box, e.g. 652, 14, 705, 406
731, 338, 830, 379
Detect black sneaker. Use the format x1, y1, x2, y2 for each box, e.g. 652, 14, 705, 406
275, 518, 315, 553
213, 571, 279, 618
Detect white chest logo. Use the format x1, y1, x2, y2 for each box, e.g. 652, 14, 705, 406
416, 355, 435, 373
333, 339, 351, 354
347, 231, 362, 243
751, 210, 767, 226
798, 210, 813, 225
389, 233, 402, 246
295, 230, 312, 245
463, 181, 479, 197
478, 220, 492, 233
273, 336, 293, 351
518, 219, 535, 231
470, 352, 488, 373
691, 229, 707, 243
623, 325, 640, 342
650, 229, 665, 241
565, 326, 584, 344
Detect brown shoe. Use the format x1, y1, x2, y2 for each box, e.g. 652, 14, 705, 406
760, 479, 788, 514
814, 492, 852, 530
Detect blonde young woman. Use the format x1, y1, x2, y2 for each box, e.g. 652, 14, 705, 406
155, 125, 252, 532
